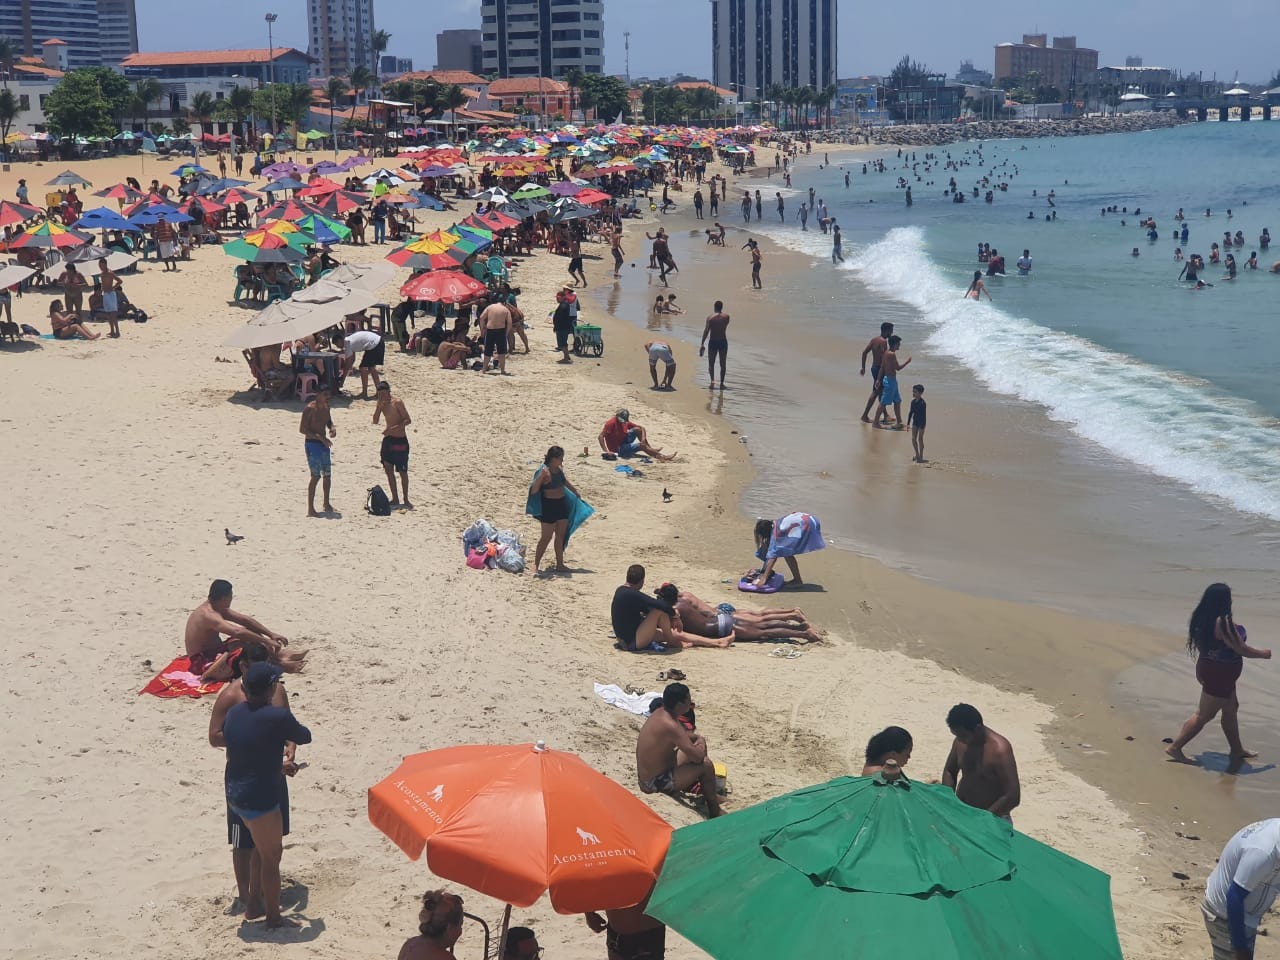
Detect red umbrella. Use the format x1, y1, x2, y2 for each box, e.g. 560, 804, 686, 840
7, 220, 92, 249
222, 187, 263, 205
575, 188, 612, 204
314, 192, 361, 217
93, 183, 145, 203
298, 176, 344, 198
400, 271, 487, 303
258, 198, 326, 222
0, 200, 43, 227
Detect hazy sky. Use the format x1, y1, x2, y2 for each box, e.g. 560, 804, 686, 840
137, 0, 1276, 84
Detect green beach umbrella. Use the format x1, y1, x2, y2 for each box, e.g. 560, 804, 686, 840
648, 774, 1122, 960
512, 181, 551, 199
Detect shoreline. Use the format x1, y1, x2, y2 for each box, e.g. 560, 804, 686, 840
0, 147, 1226, 960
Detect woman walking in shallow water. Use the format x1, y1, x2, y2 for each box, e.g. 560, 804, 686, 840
964, 270, 991, 301
1166, 583, 1271, 764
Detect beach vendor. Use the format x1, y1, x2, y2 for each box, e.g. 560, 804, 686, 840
526, 445, 593, 575
748, 512, 825, 588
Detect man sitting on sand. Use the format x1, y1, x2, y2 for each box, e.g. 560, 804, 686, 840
185, 579, 306, 682
941, 703, 1020, 823
598, 409, 676, 461
636, 682, 724, 817
611, 565, 730, 650
657, 583, 824, 644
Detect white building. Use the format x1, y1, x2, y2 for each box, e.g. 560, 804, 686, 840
480, 0, 605, 79
710, 0, 837, 101
307, 0, 378, 79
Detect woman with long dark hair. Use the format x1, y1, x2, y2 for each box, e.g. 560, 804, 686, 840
526, 445, 592, 576
1166, 583, 1271, 764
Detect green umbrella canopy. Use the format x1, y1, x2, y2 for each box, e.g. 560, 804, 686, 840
222, 239, 305, 263
648, 775, 1122, 960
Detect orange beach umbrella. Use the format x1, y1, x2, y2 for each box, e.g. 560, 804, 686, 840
368, 742, 672, 913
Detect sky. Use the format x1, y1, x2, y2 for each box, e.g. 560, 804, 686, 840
137, 0, 1277, 84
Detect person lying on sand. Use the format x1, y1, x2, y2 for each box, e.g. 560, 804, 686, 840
657, 584, 824, 643
185, 579, 306, 682
612, 565, 731, 650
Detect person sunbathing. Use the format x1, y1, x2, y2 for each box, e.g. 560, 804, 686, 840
658, 584, 824, 644
184, 579, 306, 682
48, 299, 100, 340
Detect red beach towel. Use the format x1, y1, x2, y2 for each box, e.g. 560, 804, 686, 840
139, 655, 227, 699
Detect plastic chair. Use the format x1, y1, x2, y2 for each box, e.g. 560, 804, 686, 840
295, 372, 319, 401
486, 256, 509, 282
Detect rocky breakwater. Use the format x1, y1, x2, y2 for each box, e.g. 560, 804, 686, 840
846, 112, 1188, 147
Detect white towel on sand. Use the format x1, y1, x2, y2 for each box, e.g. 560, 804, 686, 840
594, 683, 662, 716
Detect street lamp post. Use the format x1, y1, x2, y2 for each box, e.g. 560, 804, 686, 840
265, 12, 278, 137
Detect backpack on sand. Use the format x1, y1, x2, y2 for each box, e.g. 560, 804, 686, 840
366, 485, 391, 516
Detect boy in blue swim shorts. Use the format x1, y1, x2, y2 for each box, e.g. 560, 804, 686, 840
873, 335, 912, 429
300, 389, 337, 516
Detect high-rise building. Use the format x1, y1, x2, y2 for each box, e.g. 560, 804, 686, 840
710, 0, 837, 101
307, 0, 377, 78
97, 0, 138, 68
994, 34, 1098, 95
0, 0, 103, 69
436, 29, 482, 76
480, 0, 605, 79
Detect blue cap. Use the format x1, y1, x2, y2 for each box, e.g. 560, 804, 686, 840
243, 661, 280, 696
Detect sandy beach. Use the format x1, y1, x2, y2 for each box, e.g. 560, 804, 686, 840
0, 145, 1240, 959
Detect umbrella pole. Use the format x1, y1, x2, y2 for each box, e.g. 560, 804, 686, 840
495, 903, 512, 960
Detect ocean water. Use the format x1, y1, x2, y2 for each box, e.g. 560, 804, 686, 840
760, 123, 1280, 523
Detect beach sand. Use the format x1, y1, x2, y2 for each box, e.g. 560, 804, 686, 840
0, 148, 1224, 959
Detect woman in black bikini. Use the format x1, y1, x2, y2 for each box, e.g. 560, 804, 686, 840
49, 299, 100, 340
530, 445, 582, 575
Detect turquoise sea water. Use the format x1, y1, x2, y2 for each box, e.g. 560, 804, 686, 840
760, 122, 1280, 522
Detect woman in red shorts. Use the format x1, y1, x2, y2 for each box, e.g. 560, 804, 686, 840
1166, 583, 1271, 764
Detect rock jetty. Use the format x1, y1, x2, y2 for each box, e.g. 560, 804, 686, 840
819, 112, 1189, 147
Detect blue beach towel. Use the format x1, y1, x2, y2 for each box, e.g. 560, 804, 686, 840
756, 512, 826, 562
525, 467, 595, 545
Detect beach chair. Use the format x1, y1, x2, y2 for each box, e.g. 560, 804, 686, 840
242, 349, 295, 401
486, 256, 508, 283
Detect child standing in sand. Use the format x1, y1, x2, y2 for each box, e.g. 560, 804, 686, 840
908, 384, 927, 462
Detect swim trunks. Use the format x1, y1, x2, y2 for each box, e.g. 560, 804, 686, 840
101, 291, 118, 312
879, 375, 902, 406
648, 343, 674, 366
617, 428, 641, 458
716, 612, 733, 638
380, 436, 409, 471
1196, 656, 1243, 699
359, 338, 386, 367
640, 769, 677, 794
568, 256, 584, 272
483, 328, 508, 355
189, 642, 230, 678
612, 247, 623, 265
707, 338, 728, 360
607, 925, 667, 960
228, 779, 290, 849
305, 439, 331, 478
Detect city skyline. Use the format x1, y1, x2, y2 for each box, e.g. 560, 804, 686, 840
133, 0, 1276, 83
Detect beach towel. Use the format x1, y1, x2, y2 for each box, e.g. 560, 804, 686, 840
594, 683, 662, 716
756, 511, 826, 561
525, 467, 594, 546
138, 655, 227, 699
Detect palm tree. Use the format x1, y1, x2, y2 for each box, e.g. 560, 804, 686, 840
349, 63, 375, 133
324, 75, 350, 143
369, 28, 391, 94
439, 83, 468, 138
0, 87, 21, 160
135, 78, 163, 134
766, 83, 784, 127
823, 83, 838, 128
797, 87, 813, 129
0, 37, 15, 90
564, 68, 584, 121
188, 90, 215, 138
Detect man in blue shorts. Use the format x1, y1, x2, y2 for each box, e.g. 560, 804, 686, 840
860, 321, 894, 423
299, 388, 337, 516
873, 335, 913, 429
597, 409, 675, 461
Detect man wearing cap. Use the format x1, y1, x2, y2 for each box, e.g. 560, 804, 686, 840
15, 178, 27, 204
208, 644, 300, 919
220, 662, 312, 928
372, 381, 412, 507
597, 409, 676, 462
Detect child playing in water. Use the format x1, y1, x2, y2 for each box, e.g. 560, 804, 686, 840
908, 384, 927, 463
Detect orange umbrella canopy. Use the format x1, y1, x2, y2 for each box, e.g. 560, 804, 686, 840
368, 743, 672, 913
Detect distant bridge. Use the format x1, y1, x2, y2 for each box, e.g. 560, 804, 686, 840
1154, 94, 1280, 122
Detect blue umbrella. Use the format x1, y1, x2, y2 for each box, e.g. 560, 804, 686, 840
263, 177, 307, 193
171, 163, 209, 176
128, 204, 193, 226
406, 190, 445, 211
73, 206, 142, 232
197, 177, 250, 196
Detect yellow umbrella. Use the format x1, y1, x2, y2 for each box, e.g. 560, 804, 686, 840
402, 229, 461, 255
5, 131, 28, 144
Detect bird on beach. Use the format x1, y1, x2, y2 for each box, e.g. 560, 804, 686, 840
225, 528, 244, 545
662, 488, 673, 503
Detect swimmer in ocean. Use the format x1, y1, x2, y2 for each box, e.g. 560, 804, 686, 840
964, 271, 991, 301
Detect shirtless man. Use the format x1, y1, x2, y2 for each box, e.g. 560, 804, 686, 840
635, 682, 724, 817
609, 226, 625, 279
873, 335, 912, 428
97, 257, 122, 337
699, 301, 730, 389
373, 381, 412, 507
860, 322, 894, 422
184, 579, 305, 682
941, 703, 1020, 822
300, 388, 337, 517
659, 584, 823, 644
478, 298, 512, 375
583, 904, 666, 960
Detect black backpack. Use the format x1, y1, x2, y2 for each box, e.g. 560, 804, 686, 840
366, 485, 391, 516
